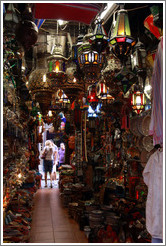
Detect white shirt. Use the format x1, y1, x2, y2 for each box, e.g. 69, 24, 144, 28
143, 149, 163, 239
52, 143, 58, 161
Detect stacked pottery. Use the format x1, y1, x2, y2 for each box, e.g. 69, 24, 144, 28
89, 210, 104, 228
68, 202, 79, 218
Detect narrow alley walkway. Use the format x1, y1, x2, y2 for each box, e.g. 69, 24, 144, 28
29, 184, 88, 243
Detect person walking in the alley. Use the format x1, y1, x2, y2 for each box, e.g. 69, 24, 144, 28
51, 140, 58, 185
41, 140, 55, 188
58, 143, 65, 168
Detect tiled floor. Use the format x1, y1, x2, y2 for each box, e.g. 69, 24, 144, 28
29, 180, 88, 243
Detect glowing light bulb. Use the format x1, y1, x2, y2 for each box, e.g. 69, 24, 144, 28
145, 85, 151, 92
73, 77, 76, 83
48, 110, 53, 117
43, 74, 46, 82
18, 173, 22, 179
136, 95, 141, 104
58, 20, 64, 26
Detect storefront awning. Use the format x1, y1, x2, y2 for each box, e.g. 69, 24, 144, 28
33, 3, 104, 25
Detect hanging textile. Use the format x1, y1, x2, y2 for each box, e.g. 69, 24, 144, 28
34, 19, 45, 29
149, 37, 163, 146
33, 3, 104, 25
143, 149, 163, 240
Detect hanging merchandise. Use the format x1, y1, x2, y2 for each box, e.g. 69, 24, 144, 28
112, 66, 137, 95
96, 80, 108, 99
62, 82, 84, 104
144, 14, 162, 40
89, 20, 109, 53
75, 131, 83, 176
131, 40, 147, 83
150, 4, 163, 28
87, 84, 99, 110
143, 149, 163, 243
131, 87, 146, 115
66, 61, 78, 83
101, 53, 122, 98
15, 5, 38, 50
47, 21, 68, 87
149, 37, 163, 146
4, 3, 19, 36
77, 31, 105, 85
74, 108, 82, 130
28, 54, 57, 116
109, 8, 136, 64
121, 103, 131, 130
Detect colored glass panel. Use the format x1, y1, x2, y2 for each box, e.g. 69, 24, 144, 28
118, 13, 125, 36
131, 41, 136, 46
125, 14, 131, 36
85, 53, 88, 61
116, 37, 126, 42
49, 61, 53, 72
110, 39, 116, 45
89, 52, 92, 62
55, 61, 60, 72
126, 38, 133, 43
92, 52, 94, 62
96, 35, 103, 39
95, 53, 98, 62
113, 14, 119, 37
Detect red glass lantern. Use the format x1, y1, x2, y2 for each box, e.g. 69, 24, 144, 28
131, 90, 146, 114
87, 84, 99, 110
96, 81, 108, 99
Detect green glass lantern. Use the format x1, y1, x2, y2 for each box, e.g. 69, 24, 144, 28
109, 9, 136, 64
47, 43, 67, 87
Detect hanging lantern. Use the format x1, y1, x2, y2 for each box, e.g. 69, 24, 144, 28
66, 61, 78, 83
96, 81, 108, 99
144, 14, 162, 40
113, 66, 137, 94
131, 90, 146, 114
89, 20, 109, 53
150, 5, 163, 28
15, 5, 38, 50
58, 90, 70, 104
4, 3, 19, 36
87, 84, 99, 110
77, 32, 105, 84
109, 9, 136, 64
72, 44, 78, 63
131, 40, 147, 79
62, 83, 84, 104
47, 43, 67, 87
28, 55, 57, 116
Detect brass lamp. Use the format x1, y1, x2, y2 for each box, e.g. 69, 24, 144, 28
47, 43, 68, 87
28, 55, 57, 116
